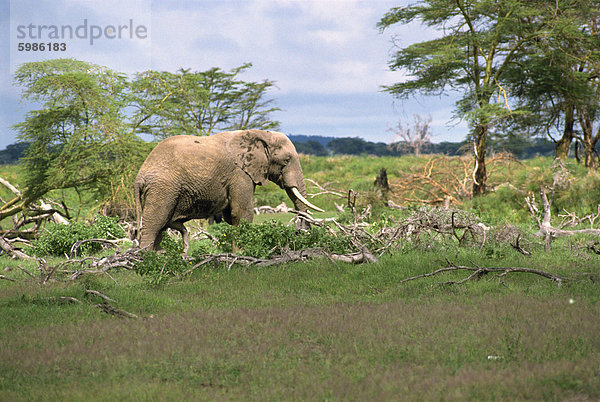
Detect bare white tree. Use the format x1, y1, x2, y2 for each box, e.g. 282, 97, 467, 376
389, 114, 433, 157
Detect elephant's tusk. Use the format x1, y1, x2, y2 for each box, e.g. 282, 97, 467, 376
291, 187, 324, 212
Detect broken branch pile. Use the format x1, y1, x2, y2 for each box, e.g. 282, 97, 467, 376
388, 153, 518, 206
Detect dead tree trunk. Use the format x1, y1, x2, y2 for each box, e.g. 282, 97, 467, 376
526, 185, 600, 252
374, 167, 390, 195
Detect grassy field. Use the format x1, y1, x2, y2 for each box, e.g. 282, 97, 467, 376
1, 155, 600, 400
1, 243, 599, 400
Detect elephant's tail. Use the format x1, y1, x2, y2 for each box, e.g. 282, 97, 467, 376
132, 179, 144, 244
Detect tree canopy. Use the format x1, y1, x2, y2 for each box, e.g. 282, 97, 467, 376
131, 63, 280, 139
13, 58, 147, 204
502, 5, 600, 166
378, 0, 600, 193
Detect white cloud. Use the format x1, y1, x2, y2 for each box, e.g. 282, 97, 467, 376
148, 0, 409, 94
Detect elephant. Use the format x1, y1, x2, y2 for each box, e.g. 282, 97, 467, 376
134, 129, 323, 252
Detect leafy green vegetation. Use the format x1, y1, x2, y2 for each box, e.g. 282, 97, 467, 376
131, 63, 279, 138
209, 220, 352, 258
28, 215, 124, 256
133, 250, 190, 286
378, 0, 600, 192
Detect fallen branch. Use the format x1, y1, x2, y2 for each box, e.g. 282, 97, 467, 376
0, 176, 21, 196
0, 274, 15, 281
23, 249, 145, 283
510, 234, 531, 256
254, 202, 290, 215
85, 289, 116, 303
69, 238, 124, 258
67, 249, 143, 280
183, 247, 379, 275
399, 263, 567, 287
0, 236, 35, 260
95, 303, 139, 319
38, 199, 69, 224
331, 249, 378, 264
47, 296, 82, 304
306, 178, 346, 198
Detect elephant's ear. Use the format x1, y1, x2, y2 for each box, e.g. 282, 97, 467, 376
232, 131, 269, 186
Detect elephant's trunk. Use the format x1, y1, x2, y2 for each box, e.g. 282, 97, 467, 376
281, 161, 322, 213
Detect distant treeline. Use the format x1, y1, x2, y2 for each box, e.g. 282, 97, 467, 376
0, 142, 29, 164
0, 135, 567, 165
290, 135, 559, 159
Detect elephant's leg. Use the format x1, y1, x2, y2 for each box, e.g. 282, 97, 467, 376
225, 178, 254, 253
169, 221, 189, 255
222, 205, 233, 225
228, 178, 255, 225
139, 224, 160, 251
140, 220, 169, 251
138, 190, 176, 251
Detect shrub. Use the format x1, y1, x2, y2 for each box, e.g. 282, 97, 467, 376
469, 184, 529, 224
554, 172, 600, 218
133, 250, 190, 286
30, 215, 125, 256
209, 220, 352, 258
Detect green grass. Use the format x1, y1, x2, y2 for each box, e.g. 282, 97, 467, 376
1, 237, 599, 400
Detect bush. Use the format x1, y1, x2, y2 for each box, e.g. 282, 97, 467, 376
30, 215, 125, 256
209, 220, 352, 258
554, 172, 600, 218
133, 250, 190, 286
131, 221, 353, 284
469, 184, 529, 224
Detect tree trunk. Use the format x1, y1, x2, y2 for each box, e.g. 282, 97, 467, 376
583, 140, 597, 170
472, 124, 488, 196
578, 108, 599, 171
555, 104, 575, 160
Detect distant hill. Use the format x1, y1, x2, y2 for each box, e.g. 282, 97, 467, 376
289, 135, 467, 157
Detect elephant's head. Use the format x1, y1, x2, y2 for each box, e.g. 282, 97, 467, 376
232, 130, 323, 214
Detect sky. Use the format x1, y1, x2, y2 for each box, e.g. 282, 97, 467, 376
0, 0, 467, 150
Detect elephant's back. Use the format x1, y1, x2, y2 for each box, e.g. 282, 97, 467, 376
136, 134, 236, 190
148, 135, 212, 156
140, 135, 224, 169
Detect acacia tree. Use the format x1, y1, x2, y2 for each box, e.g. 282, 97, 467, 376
558, 10, 600, 168
12, 59, 147, 212
378, 0, 582, 194
501, 4, 600, 166
131, 63, 280, 139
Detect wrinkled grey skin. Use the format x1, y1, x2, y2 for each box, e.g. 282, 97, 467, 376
134, 130, 314, 252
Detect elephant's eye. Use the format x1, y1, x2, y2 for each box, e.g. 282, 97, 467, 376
282, 157, 291, 166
